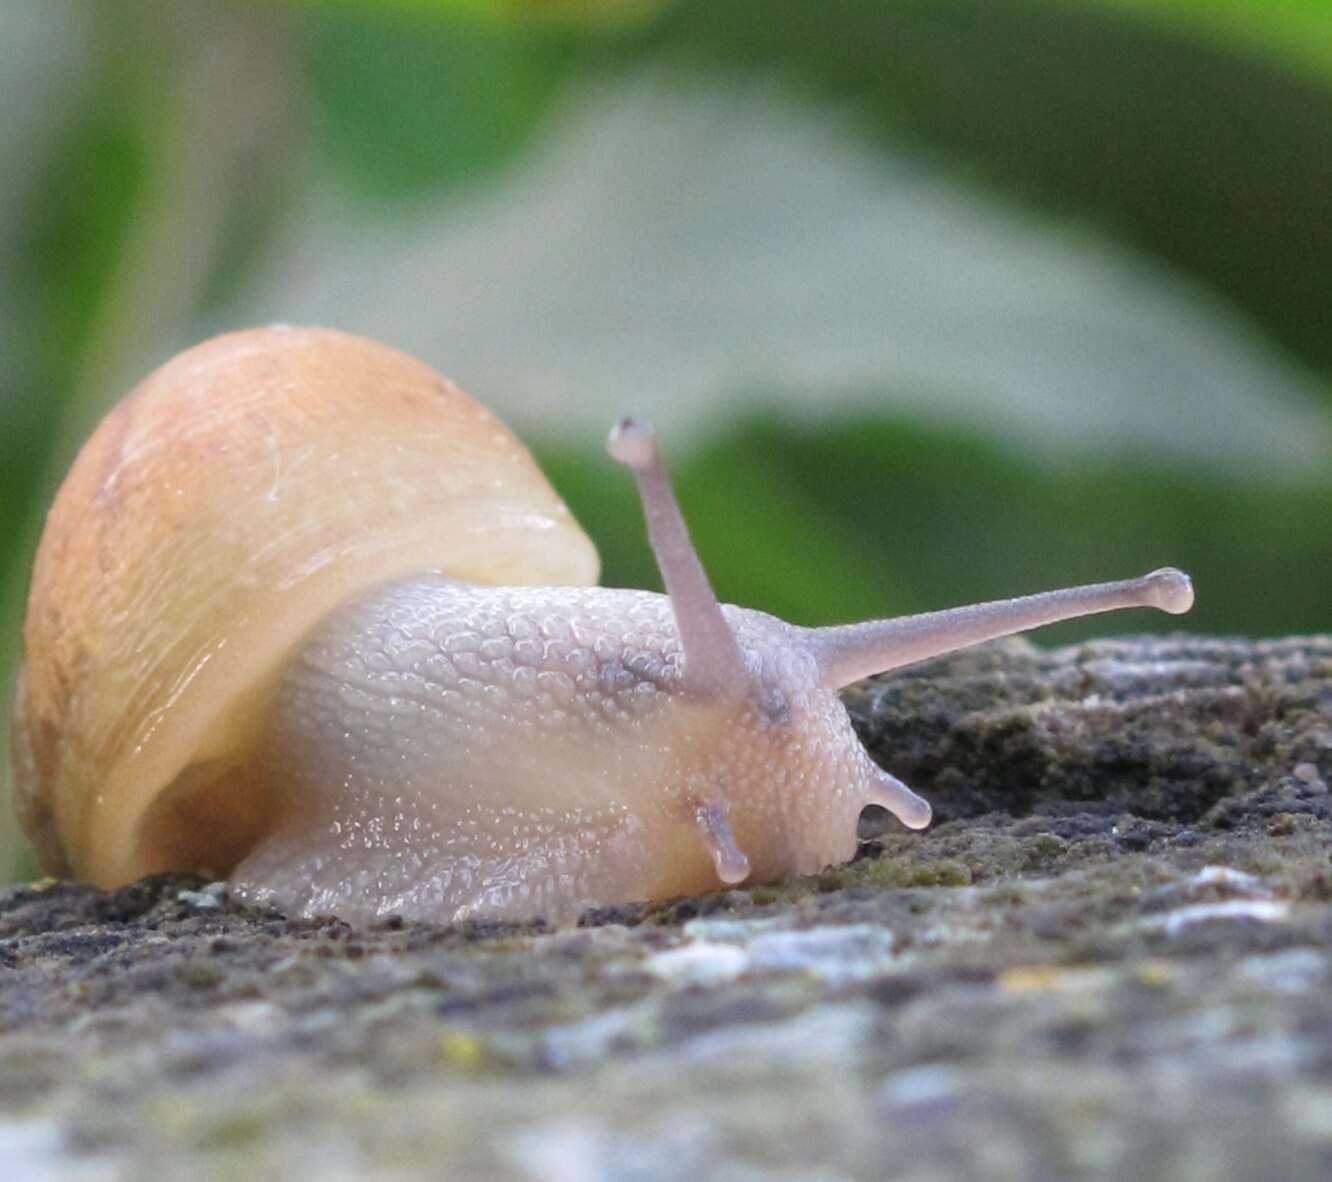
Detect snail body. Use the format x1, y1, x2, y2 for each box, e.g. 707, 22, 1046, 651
12, 327, 1194, 925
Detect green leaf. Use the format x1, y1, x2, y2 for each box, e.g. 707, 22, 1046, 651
277, 0, 663, 26
638, 0, 1332, 371
1087, 0, 1332, 81
301, 9, 579, 199
243, 74, 1330, 478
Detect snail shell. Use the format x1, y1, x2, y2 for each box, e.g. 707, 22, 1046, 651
13, 327, 597, 891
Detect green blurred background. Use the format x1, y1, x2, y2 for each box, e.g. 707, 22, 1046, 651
1, 0, 1330, 880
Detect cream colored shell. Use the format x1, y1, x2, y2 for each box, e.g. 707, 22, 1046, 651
13, 326, 598, 888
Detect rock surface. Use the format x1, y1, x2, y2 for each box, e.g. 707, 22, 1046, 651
2, 634, 1331, 1182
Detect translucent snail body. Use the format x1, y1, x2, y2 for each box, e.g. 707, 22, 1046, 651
11, 326, 1193, 924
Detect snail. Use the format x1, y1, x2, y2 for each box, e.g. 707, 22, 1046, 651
11, 326, 1194, 925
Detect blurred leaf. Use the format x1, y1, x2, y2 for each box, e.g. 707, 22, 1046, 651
301, 10, 581, 199
238, 74, 1330, 477
0, 113, 143, 580
20, 118, 146, 398
281, 0, 665, 26
1089, 0, 1332, 81
638, 0, 1332, 371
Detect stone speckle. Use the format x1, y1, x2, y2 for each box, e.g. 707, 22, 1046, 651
3, 634, 1332, 1180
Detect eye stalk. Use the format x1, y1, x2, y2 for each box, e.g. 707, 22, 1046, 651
609, 418, 749, 700
610, 416, 1196, 699
806, 568, 1196, 691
